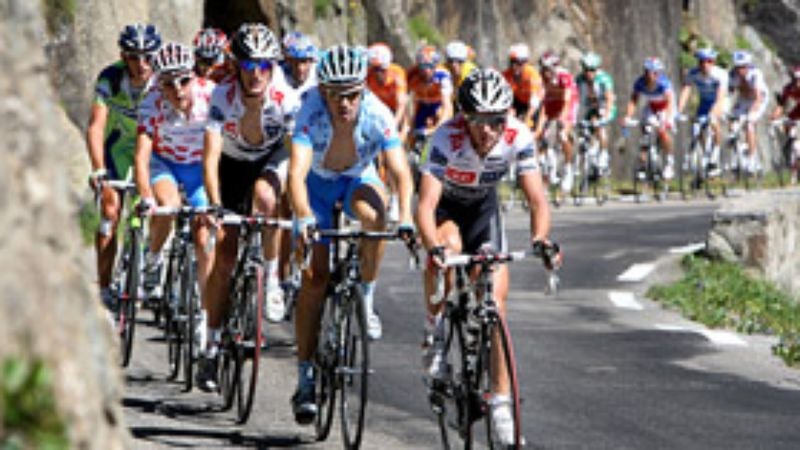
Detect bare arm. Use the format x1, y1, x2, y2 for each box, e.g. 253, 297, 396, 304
203, 130, 224, 206
712, 81, 727, 119
624, 92, 639, 120
86, 103, 108, 171
383, 146, 414, 225
519, 170, 551, 241
677, 84, 692, 115
134, 133, 154, 199
415, 173, 443, 250
288, 141, 314, 219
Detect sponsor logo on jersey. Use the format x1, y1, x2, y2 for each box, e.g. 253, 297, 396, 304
445, 166, 477, 184
504, 128, 518, 144
480, 170, 506, 183
517, 146, 535, 159
429, 146, 448, 165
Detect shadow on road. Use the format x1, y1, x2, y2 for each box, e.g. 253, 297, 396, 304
130, 425, 305, 448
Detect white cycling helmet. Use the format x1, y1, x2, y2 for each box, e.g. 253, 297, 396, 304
458, 68, 513, 114
368, 43, 392, 69
732, 50, 753, 67
445, 40, 469, 62
317, 44, 369, 86
508, 43, 530, 62
151, 42, 194, 75
230, 23, 281, 60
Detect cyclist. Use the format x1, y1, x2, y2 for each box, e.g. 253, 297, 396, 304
192, 27, 232, 83
281, 31, 318, 96
770, 65, 800, 182
416, 68, 556, 446
576, 51, 616, 174
287, 44, 415, 423
502, 43, 543, 128
367, 42, 410, 220
199, 23, 301, 391
444, 40, 478, 91
728, 50, 769, 174
86, 23, 161, 310
134, 42, 214, 317
407, 44, 454, 145
677, 47, 728, 172
621, 57, 677, 180
535, 50, 579, 193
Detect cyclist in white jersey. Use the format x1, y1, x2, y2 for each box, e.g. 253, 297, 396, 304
281, 31, 319, 97
417, 68, 557, 446
677, 47, 728, 164
200, 23, 301, 391
134, 42, 214, 307
288, 44, 415, 423
728, 50, 769, 173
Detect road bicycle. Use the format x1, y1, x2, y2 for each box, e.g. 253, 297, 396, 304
312, 219, 418, 449
427, 242, 559, 449
769, 118, 800, 187
624, 117, 669, 202
723, 114, 762, 191
572, 119, 611, 206
678, 115, 726, 199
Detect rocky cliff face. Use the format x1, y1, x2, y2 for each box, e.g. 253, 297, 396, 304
0, 0, 127, 448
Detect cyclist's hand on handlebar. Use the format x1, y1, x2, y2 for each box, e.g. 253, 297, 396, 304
293, 216, 317, 244
396, 222, 416, 243
427, 245, 446, 271
532, 239, 562, 270
137, 197, 156, 217
199, 204, 222, 228
88, 168, 107, 192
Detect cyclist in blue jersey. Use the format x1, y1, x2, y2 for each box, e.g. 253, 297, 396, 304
622, 57, 677, 179
677, 48, 728, 167
287, 44, 415, 424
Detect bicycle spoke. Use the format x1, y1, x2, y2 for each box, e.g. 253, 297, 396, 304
339, 291, 369, 449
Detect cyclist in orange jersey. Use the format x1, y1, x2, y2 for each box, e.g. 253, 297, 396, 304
502, 43, 544, 129
408, 45, 454, 137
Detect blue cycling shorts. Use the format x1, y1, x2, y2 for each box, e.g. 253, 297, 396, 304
150, 154, 209, 207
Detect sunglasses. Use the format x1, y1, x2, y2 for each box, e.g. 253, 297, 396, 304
160, 74, 193, 90
325, 86, 363, 102
465, 113, 507, 128
123, 52, 151, 63
239, 59, 273, 72
418, 63, 435, 70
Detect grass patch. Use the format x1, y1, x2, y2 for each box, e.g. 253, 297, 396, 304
648, 254, 800, 366
408, 13, 443, 47
1, 357, 69, 449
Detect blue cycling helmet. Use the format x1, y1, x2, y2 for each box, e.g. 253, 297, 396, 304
643, 57, 664, 72
694, 47, 717, 61
118, 23, 161, 54
283, 32, 318, 60
732, 50, 753, 68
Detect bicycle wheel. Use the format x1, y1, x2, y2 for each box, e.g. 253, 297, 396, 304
235, 265, 264, 424
219, 334, 238, 411
572, 153, 587, 206
339, 288, 369, 449
181, 253, 197, 392
164, 253, 181, 380
431, 304, 469, 450
315, 295, 338, 441
120, 227, 141, 367
632, 166, 643, 204
479, 316, 523, 449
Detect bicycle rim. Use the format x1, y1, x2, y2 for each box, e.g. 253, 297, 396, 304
120, 228, 141, 367
181, 255, 196, 392
339, 290, 369, 449
219, 343, 237, 411
315, 296, 338, 441
482, 317, 523, 450
164, 249, 181, 380
236, 266, 263, 424
433, 307, 468, 450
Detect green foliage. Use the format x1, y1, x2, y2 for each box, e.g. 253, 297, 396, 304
1, 357, 68, 449
408, 13, 443, 47
41, 0, 76, 36
734, 33, 753, 51
314, 0, 332, 18
648, 254, 800, 366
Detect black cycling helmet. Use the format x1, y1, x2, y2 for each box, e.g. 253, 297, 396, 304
118, 23, 161, 54
230, 23, 281, 61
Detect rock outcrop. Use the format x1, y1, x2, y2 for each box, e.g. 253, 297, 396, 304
0, 0, 128, 448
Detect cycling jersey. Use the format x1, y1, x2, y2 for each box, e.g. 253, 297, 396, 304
729, 66, 769, 101
542, 68, 579, 124
367, 63, 407, 112
576, 70, 616, 120
280, 63, 318, 98
137, 77, 215, 164
207, 76, 300, 161
292, 87, 402, 180
452, 60, 478, 89
685, 65, 728, 116
778, 82, 800, 120
420, 115, 538, 202
93, 60, 155, 179
408, 65, 453, 130
502, 64, 544, 111
633, 73, 673, 113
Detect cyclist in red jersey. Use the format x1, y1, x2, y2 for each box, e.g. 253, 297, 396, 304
770, 65, 800, 182
535, 50, 579, 193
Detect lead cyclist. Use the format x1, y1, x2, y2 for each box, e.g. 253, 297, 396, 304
416, 68, 560, 446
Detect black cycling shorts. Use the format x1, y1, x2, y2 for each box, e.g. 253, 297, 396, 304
218, 146, 287, 214
435, 191, 507, 254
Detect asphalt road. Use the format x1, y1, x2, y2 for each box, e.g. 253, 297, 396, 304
123, 199, 800, 449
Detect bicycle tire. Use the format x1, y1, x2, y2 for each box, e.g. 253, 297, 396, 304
219, 337, 238, 411
235, 265, 264, 424
315, 294, 338, 441
120, 227, 141, 367
572, 153, 587, 207
339, 288, 369, 449
181, 253, 196, 392
164, 243, 182, 380
632, 167, 642, 204
480, 316, 523, 450
432, 303, 469, 450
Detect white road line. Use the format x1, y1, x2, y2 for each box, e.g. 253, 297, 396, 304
654, 323, 690, 332
669, 242, 706, 254
698, 330, 748, 346
617, 263, 656, 282
607, 291, 644, 310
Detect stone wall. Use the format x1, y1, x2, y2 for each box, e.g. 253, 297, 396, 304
0, 0, 128, 447
707, 189, 800, 301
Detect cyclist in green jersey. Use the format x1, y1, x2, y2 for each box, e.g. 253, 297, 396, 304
86, 23, 161, 309
575, 52, 616, 172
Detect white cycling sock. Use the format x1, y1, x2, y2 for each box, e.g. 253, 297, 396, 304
361, 281, 376, 314
264, 258, 279, 290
